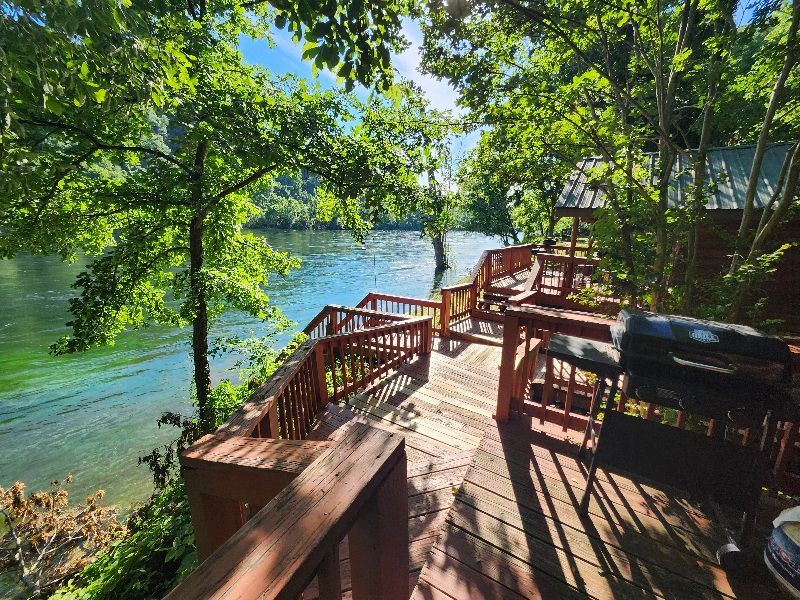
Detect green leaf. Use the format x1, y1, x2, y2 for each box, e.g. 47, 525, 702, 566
45, 96, 65, 115
93, 88, 107, 103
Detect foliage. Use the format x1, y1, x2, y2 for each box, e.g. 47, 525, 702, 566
0, 476, 123, 598
52, 326, 308, 600
248, 170, 431, 231
2, 1, 428, 424
51, 481, 194, 600
418, 0, 800, 319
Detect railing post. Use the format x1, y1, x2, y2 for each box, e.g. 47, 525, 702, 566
423, 318, 433, 353
313, 342, 329, 411
349, 452, 409, 600
469, 281, 478, 312
441, 288, 451, 334
182, 471, 245, 561
496, 313, 520, 423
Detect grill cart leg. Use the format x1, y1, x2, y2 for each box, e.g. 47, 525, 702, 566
579, 379, 618, 515
709, 499, 749, 572
714, 410, 776, 571
579, 379, 607, 459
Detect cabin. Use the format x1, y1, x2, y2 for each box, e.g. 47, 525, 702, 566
554, 142, 800, 332
164, 236, 800, 599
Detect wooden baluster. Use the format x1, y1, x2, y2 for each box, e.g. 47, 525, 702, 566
541, 352, 554, 425
329, 341, 339, 403
286, 382, 298, 439
276, 391, 287, 439
441, 288, 451, 334
314, 343, 329, 412
358, 334, 367, 387
303, 361, 315, 432
367, 331, 376, 386
288, 374, 301, 439
331, 310, 339, 335
347, 337, 356, 394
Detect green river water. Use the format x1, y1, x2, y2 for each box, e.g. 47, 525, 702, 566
0, 229, 499, 510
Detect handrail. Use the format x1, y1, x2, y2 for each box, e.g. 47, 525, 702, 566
355, 291, 443, 334
168, 424, 408, 600
178, 308, 432, 584
303, 304, 409, 339
496, 307, 613, 424
441, 244, 537, 329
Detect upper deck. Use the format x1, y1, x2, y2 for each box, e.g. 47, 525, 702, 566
166, 243, 798, 599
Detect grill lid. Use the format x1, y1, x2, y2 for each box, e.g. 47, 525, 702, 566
612, 309, 791, 373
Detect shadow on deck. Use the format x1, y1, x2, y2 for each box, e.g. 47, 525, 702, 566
302, 334, 790, 599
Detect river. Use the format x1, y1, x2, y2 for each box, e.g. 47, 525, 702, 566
0, 230, 499, 509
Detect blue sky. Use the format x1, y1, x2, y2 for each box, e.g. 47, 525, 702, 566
239, 19, 482, 162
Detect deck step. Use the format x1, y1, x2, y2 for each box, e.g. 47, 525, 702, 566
446, 327, 503, 347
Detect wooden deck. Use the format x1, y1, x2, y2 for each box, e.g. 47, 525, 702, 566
172, 242, 800, 600
299, 331, 790, 599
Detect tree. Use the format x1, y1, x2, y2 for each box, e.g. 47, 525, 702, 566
418, 0, 800, 318
1, 1, 420, 425
371, 83, 460, 270
458, 127, 572, 244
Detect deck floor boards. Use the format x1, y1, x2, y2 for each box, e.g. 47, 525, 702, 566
303, 328, 790, 599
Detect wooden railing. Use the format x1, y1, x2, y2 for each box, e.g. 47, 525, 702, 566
355, 292, 444, 335
539, 243, 591, 258
495, 305, 800, 496
169, 424, 408, 600
496, 306, 614, 424
303, 305, 409, 339
318, 317, 432, 403
175, 306, 432, 598
439, 243, 536, 328
440, 282, 472, 331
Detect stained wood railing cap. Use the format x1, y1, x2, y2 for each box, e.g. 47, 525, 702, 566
180, 434, 332, 474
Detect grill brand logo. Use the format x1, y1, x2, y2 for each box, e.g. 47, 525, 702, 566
689, 328, 720, 344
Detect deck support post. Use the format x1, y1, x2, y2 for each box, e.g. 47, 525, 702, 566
313, 343, 329, 411
349, 454, 409, 600
496, 313, 520, 423
422, 319, 433, 354
441, 288, 451, 335
183, 472, 245, 561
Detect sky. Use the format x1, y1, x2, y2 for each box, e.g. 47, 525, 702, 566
238, 18, 482, 162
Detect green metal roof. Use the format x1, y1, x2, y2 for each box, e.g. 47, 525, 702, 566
555, 142, 797, 215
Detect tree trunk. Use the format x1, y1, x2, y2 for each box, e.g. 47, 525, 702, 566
190, 213, 212, 425
190, 140, 211, 425
432, 233, 449, 271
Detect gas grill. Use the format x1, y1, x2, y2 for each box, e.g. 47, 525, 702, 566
568, 310, 795, 570
613, 309, 794, 422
